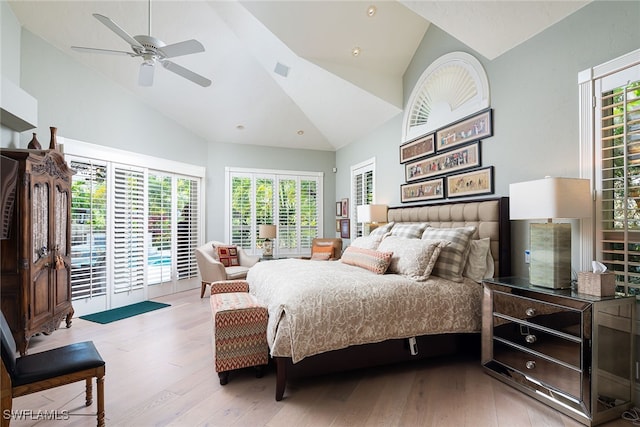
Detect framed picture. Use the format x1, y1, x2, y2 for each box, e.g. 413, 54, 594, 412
341, 198, 349, 218
405, 142, 480, 182
340, 219, 350, 238
436, 109, 493, 152
336, 202, 342, 217
446, 166, 494, 198
336, 219, 341, 232
400, 178, 445, 203
399, 133, 435, 164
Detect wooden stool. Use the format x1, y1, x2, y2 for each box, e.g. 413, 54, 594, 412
210, 283, 268, 385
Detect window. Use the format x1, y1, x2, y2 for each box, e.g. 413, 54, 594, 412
226, 167, 323, 257
580, 49, 640, 297
351, 158, 375, 238
65, 139, 204, 306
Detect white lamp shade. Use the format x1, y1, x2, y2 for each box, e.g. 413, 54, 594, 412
509, 177, 591, 220
259, 224, 277, 239
356, 204, 388, 223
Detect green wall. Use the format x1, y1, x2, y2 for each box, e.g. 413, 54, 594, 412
336, 0, 640, 276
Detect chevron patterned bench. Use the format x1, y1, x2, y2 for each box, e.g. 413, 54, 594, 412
210, 280, 269, 385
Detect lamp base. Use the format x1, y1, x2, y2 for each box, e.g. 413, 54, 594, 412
263, 239, 273, 257
529, 223, 572, 289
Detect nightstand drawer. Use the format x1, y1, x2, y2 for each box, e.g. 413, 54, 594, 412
493, 321, 582, 368
493, 291, 584, 338
493, 339, 582, 399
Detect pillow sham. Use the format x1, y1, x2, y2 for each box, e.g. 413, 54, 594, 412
217, 245, 240, 267
350, 233, 388, 250
376, 235, 449, 281
311, 252, 332, 261
422, 226, 476, 282
389, 222, 428, 239
463, 238, 491, 282
369, 221, 394, 237
340, 246, 393, 274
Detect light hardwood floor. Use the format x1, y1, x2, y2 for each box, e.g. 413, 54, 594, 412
6, 289, 634, 427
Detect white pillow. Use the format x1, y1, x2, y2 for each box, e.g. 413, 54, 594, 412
463, 238, 491, 282
377, 236, 449, 281
350, 233, 388, 250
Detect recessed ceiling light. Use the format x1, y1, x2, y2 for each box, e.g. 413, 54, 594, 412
297, 130, 304, 135
367, 5, 377, 17
352, 47, 361, 57
236, 125, 245, 130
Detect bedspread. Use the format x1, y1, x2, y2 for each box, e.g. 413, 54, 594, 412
246, 259, 482, 363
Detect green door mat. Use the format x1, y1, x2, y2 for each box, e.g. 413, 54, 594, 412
79, 301, 170, 324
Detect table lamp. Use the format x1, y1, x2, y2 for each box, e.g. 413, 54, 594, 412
356, 204, 388, 236
509, 177, 591, 289
259, 224, 277, 258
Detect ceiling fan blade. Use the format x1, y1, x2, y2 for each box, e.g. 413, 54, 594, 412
138, 62, 155, 87
93, 13, 144, 49
161, 60, 211, 87
160, 39, 205, 58
71, 46, 136, 57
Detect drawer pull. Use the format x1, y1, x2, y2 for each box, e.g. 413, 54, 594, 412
525, 334, 537, 344
525, 360, 536, 370
525, 307, 536, 317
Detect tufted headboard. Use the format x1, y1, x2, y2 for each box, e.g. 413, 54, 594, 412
387, 197, 511, 277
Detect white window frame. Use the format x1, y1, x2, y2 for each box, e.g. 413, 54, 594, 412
350, 157, 376, 239
224, 166, 324, 257
61, 137, 205, 313
579, 49, 640, 290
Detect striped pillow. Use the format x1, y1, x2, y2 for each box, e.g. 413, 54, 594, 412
341, 246, 393, 274
422, 226, 477, 282
369, 221, 394, 237
389, 223, 428, 239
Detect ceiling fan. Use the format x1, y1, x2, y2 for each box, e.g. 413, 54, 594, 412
71, 2, 211, 87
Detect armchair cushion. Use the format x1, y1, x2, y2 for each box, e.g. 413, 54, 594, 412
311, 238, 343, 260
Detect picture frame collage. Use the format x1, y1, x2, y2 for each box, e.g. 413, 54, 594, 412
336, 198, 350, 238
400, 108, 494, 203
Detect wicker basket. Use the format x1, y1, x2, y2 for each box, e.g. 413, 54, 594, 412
577, 272, 616, 297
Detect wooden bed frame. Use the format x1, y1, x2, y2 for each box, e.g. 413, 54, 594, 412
274, 197, 511, 401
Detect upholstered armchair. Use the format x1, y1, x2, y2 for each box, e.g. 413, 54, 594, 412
309, 238, 343, 260
195, 241, 260, 298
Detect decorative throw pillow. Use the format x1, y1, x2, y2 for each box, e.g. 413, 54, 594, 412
311, 252, 332, 261
312, 245, 334, 259
340, 246, 393, 274
350, 233, 388, 250
422, 226, 477, 282
377, 236, 449, 281
390, 223, 428, 239
369, 221, 394, 237
463, 238, 491, 283
217, 245, 240, 267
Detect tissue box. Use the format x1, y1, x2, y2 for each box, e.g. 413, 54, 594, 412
577, 272, 616, 296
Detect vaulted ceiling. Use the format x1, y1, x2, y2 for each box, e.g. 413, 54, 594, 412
8, 1, 590, 151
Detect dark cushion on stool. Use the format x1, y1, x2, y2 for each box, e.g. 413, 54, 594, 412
12, 341, 105, 387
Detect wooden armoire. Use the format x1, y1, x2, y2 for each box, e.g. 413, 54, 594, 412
0, 149, 75, 355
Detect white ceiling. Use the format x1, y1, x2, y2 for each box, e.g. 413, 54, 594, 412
8, 1, 589, 152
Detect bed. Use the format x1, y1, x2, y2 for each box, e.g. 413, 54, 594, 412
246, 197, 510, 401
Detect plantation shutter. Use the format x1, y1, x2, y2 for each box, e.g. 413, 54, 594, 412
300, 178, 319, 249
113, 166, 146, 293
177, 176, 200, 278
597, 71, 640, 295
255, 177, 275, 251
231, 175, 252, 249
351, 160, 375, 238
278, 178, 297, 251
69, 159, 108, 300
147, 172, 172, 285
